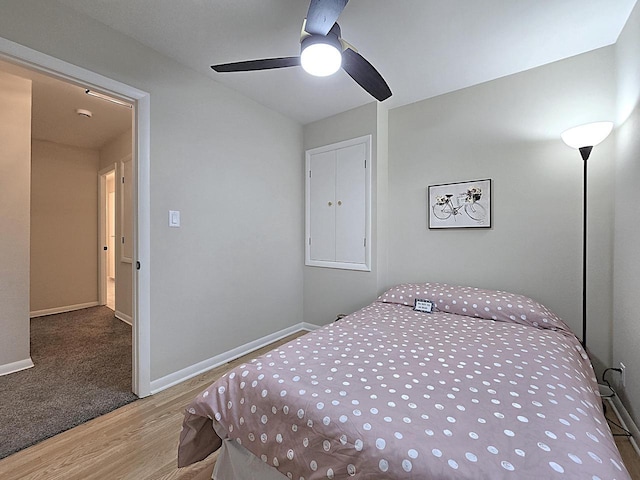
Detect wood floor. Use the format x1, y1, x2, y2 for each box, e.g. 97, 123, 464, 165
1, 329, 639, 479
607, 400, 640, 479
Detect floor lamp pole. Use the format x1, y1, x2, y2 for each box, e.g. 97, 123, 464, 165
562, 122, 613, 351
579, 146, 592, 349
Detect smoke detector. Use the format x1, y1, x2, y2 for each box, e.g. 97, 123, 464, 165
76, 108, 92, 118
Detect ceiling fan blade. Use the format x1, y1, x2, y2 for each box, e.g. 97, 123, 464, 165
305, 0, 349, 36
212, 57, 301, 73
341, 48, 392, 102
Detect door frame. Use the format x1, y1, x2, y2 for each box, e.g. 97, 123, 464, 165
98, 164, 116, 308
0, 37, 152, 397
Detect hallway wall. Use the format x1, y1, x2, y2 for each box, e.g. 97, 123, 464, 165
30, 139, 100, 314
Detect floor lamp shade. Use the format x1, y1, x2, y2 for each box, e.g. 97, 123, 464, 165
561, 121, 613, 349
561, 121, 613, 149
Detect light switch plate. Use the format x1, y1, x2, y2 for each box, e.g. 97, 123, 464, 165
169, 210, 180, 227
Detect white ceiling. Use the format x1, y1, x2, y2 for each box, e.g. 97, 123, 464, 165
54, 0, 637, 125
0, 59, 132, 150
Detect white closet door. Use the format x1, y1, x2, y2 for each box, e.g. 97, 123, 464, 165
308, 150, 336, 262
335, 143, 366, 264
305, 134, 371, 271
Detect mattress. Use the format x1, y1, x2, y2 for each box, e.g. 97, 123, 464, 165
178, 282, 630, 479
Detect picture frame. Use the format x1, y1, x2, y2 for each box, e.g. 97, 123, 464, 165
428, 179, 492, 229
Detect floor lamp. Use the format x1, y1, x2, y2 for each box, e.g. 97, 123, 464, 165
561, 121, 613, 349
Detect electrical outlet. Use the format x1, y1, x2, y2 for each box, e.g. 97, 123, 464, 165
620, 362, 626, 388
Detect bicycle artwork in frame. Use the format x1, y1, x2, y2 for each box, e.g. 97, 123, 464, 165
428, 179, 492, 229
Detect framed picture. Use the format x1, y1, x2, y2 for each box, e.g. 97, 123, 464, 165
428, 179, 492, 229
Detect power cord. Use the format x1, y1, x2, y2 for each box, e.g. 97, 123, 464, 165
601, 368, 632, 438
601, 367, 621, 398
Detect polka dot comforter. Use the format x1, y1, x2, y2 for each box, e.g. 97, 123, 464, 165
178, 283, 630, 479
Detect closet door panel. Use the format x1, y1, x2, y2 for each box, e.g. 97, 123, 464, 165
308, 150, 336, 262
335, 144, 366, 264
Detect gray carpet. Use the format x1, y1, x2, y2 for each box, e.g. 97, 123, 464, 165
0, 306, 138, 459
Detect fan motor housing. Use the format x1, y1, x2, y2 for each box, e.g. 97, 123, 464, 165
300, 25, 342, 53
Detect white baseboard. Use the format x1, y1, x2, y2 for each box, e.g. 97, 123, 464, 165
0, 357, 34, 377
150, 321, 321, 395
299, 321, 321, 332
30, 301, 99, 318
115, 311, 133, 325
608, 395, 640, 457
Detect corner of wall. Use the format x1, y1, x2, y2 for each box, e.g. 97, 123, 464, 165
302, 102, 390, 326
375, 103, 390, 296
612, 0, 640, 426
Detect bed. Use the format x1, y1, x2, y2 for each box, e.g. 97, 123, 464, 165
178, 282, 630, 479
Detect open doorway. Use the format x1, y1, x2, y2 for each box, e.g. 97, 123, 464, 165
0, 36, 150, 398
0, 55, 143, 457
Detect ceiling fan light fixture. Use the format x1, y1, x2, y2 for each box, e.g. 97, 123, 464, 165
300, 35, 342, 77
209, 1, 392, 101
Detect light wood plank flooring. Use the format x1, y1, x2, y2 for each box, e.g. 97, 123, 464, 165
606, 400, 640, 479
1, 329, 638, 479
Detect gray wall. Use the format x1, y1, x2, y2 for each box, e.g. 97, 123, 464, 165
614, 2, 640, 422
0, 0, 304, 381
303, 102, 389, 326
387, 47, 617, 372
0, 71, 31, 370
375, 104, 390, 293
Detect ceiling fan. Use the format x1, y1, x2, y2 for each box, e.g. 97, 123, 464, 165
210, 0, 392, 102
